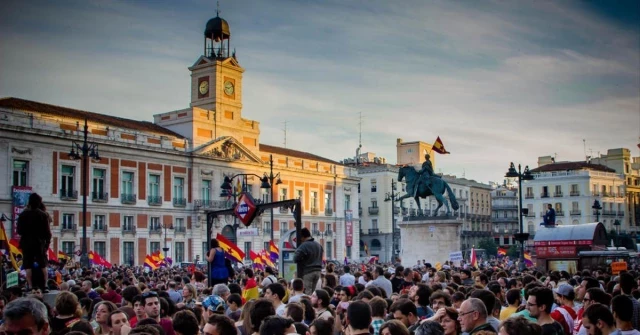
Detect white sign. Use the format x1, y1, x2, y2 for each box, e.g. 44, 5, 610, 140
449, 251, 463, 262
237, 228, 259, 237
428, 226, 436, 232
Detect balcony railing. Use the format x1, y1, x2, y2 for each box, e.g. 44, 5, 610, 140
310, 208, 319, 215
368, 228, 380, 234
525, 194, 534, 199
173, 198, 186, 207
325, 208, 333, 216
570, 191, 580, 196
312, 229, 321, 236
60, 189, 78, 200
393, 207, 400, 215
93, 225, 107, 232
174, 226, 187, 233
493, 205, 518, 210
556, 211, 565, 217
121, 193, 136, 204
601, 192, 610, 197
61, 224, 77, 232
540, 193, 550, 198
553, 192, 563, 197
149, 226, 162, 234
92, 191, 108, 202
263, 228, 272, 235
279, 207, 289, 214
402, 207, 408, 215
525, 213, 536, 218
602, 210, 617, 216
592, 192, 600, 196
122, 226, 136, 234
368, 207, 379, 215
570, 210, 582, 216
148, 195, 162, 206
193, 199, 231, 209
325, 230, 333, 236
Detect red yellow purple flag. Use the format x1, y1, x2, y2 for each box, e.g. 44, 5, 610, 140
432, 136, 450, 154
217, 233, 245, 263
269, 240, 279, 261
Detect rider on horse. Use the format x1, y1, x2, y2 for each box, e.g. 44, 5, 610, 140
414, 153, 441, 197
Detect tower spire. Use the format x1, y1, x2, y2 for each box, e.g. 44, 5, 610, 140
216, 1, 220, 16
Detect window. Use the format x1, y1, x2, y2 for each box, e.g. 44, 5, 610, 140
123, 242, 135, 266
280, 222, 287, 233
371, 199, 378, 208
555, 203, 562, 211
327, 223, 332, 233
371, 179, 377, 192
280, 188, 288, 201
93, 168, 106, 197
527, 204, 533, 215
555, 185, 562, 196
346, 246, 351, 259
150, 217, 160, 230
202, 180, 211, 202
358, 183, 361, 193
175, 242, 184, 262
571, 184, 579, 195
12, 160, 28, 186
62, 241, 75, 255
174, 177, 185, 199
122, 171, 134, 195
345, 194, 351, 211
264, 242, 270, 251
61, 165, 75, 195
149, 174, 160, 197
311, 191, 318, 210
244, 242, 251, 260
572, 202, 579, 210
326, 241, 332, 259
123, 216, 134, 231
150, 242, 161, 253
324, 193, 332, 210
372, 219, 378, 229
263, 221, 272, 233
94, 215, 106, 231
312, 223, 318, 233
62, 214, 74, 230
94, 242, 106, 258
175, 218, 185, 232
296, 190, 303, 200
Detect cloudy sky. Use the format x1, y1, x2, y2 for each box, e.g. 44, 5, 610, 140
1, 0, 638, 183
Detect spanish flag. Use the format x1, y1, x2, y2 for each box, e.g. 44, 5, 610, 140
0, 220, 19, 271
269, 240, 279, 261
497, 248, 507, 256
470, 248, 478, 268
242, 276, 259, 301
432, 136, 450, 154
217, 233, 245, 263
57, 251, 70, 261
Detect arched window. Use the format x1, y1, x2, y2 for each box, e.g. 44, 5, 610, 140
371, 239, 382, 250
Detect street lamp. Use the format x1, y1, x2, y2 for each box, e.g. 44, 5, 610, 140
162, 223, 174, 254
220, 173, 271, 240
68, 119, 100, 268
505, 162, 534, 271
592, 200, 602, 222
265, 155, 283, 242
384, 179, 400, 260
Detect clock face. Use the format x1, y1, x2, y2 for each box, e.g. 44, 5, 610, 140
199, 80, 209, 95
224, 81, 234, 96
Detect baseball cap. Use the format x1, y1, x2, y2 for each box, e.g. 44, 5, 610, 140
203, 295, 226, 314
553, 283, 574, 297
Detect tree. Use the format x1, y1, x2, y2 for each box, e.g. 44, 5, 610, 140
478, 238, 498, 257
507, 245, 519, 258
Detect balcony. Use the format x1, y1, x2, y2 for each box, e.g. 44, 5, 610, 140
312, 229, 321, 236
173, 198, 186, 207
493, 205, 518, 210
592, 192, 600, 196
368, 228, 380, 234
279, 207, 289, 214
93, 225, 107, 233
174, 226, 187, 233
492, 217, 518, 223
601, 192, 610, 197
556, 211, 565, 217
525, 194, 534, 199
393, 207, 400, 215
525, 212, 536, 218
358, 208, 362, 216
148, 195, 162, 206
263, 228, 272, 235
121, 193, 136, 204
570, 191, 580, 196
368, 207, 379, 215
92, 191, 108, 203
325, 208, 333, 216
61, 224, 77, 233
60, 189, 78, 201
402, 207, 408, 216
325, 230, 333, 236
602, 210, 617, 217
553, 192, 563, 198
570, 210, 582, 216
149, 226, 162, 234
122, 226, 136, 234
194, 199, 231, 209
540, 193, 550, 198
310, 208, 319, 215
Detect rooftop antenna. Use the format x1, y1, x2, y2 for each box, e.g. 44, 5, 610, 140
283, 120, 288, 148
216, 1, 220, 16
462, 168, 466, 178
583, 139, 587, 161
356, 112, 363, 165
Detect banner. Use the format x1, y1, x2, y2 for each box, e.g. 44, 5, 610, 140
449, 251, 463, 262
11, 186, 32, 239
345, 210, 353, 246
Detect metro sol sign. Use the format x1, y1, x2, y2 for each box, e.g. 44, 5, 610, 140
234, 192, 258, 226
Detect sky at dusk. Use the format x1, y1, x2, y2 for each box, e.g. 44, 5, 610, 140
1, 0, 639, 183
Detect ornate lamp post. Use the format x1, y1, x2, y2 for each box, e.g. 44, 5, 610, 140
592, 200, 602, 222
266, 155, 283, 242
384, 179, 399, 260
220, 173, 271, 240
68, 119, 100, 268
505, 163, 534, 270
162, 222, 174, 254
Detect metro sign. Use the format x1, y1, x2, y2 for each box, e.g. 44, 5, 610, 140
234, 192, 258, 227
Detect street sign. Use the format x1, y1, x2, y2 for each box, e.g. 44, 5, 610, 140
234, 192, 258, 226
6, 271, 18, 288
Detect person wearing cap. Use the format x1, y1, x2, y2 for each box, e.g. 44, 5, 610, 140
293, 228, 323, 295
551, 283, 577, 335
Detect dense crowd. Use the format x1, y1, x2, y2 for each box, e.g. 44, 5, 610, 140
2, 255, 640, 335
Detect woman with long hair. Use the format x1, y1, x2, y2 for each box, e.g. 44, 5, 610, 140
380, 320, 411, 335
182, 283, 197, 308
51, 291, 83, 335
206, 238, 229, 286
235, 299, 255, 335
91, 301, 118, 335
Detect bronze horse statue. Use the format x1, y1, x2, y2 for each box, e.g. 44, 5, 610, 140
397, 166, 460, 216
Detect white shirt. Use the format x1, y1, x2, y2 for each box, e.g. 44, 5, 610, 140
340, 273, 355, 286
275, 303, 286, 316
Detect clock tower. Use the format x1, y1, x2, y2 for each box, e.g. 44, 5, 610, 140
189, 11, 244, 120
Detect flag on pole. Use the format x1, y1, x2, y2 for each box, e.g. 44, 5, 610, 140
344, 256, 348, 265
216, 234, 245, 263
497, 248, 507, 257
260, 250, 276, 268
57, 251, 70, 261
470, 248, 478, 268
0, 220, 19, 271
364, 244, 369, 256
269, 240, 279, 261
524, 251, 533, 267
144, 255, 159, 270
432, 136, 450, 154
250, 251, 264, 270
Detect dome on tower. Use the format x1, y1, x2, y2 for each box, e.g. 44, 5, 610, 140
204, 15, 230, 41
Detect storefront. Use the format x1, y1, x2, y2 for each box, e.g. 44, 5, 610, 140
533, 222, 608, 273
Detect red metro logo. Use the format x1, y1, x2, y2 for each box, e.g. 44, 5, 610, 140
234, 192, 258, 226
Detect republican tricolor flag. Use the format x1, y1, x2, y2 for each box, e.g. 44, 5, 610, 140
269, 240, 279, 261
217, 234, 245, 263
497, 248, 507, 257
470, 248, 478, 268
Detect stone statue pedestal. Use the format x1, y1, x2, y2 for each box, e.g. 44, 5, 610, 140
398, 216, 462, 267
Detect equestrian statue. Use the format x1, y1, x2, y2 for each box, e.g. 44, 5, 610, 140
397, 153, 460, 216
